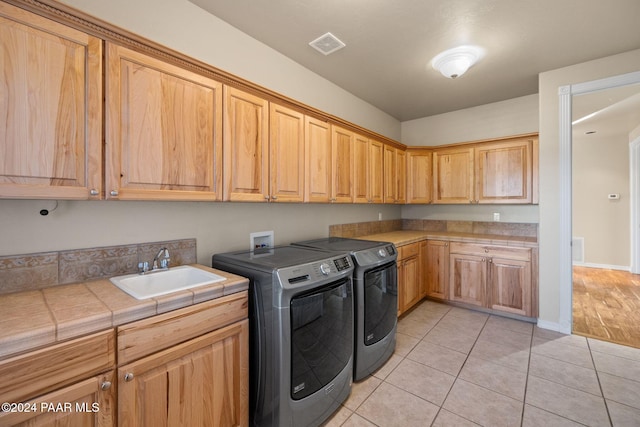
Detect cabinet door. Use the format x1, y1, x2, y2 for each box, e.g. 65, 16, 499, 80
0, 371, 115, 427
383, 145, 397, 203
105, 43, 222, 201
270, 103, 304, 202
353, 134, 370, 203
223, 86, 269, 201
119, 319, 249, 427
396, 149, 407, 204
475, 139, 532, 204
489, 257, 532, 316
331, 126, 354, 203
0, 3, 102, 200
433, 147, 474, 204
368, 140, 384, 203
407, 150, 432, 204
449, 253, 486, 306
424, 240, 449, 300
397, 243, 421, 315
304, 117, 332, 202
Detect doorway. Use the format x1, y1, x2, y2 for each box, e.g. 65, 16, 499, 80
558, 71, 640, 345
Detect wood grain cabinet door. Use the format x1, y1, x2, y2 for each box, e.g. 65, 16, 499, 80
449, 253, 486, 306
118, 319, 249, 427
353, 134, 370, 203
223, 86, 269, 202
0, 2, 102, 200
0, 371, 115, 427
407, 150, 432, 204
424, 240, 449, 300
488, 257, 532, 316
304, 117, 332, 202
269, 103, 304, 202
368, 140, 384, 204
432, 147, 475, 204
105, 43, 223, 201
475, 139, 532, 204
331, 126, 354, 203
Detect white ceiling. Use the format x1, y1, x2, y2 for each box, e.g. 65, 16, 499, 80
189, 0, 640, 121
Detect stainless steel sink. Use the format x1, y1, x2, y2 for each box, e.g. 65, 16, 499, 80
110, 265, 226, 300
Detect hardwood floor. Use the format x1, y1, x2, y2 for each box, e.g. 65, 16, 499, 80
573, 266, 640, 348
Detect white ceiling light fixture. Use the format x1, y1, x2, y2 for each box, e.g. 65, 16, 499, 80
431, 45, 485, 79
309, 32, 346, 55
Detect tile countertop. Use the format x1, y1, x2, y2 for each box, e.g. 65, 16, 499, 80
0, 265, 248, 360
356, 230, 538, 248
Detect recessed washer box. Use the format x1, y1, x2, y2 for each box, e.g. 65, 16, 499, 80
250, 231, 274, 250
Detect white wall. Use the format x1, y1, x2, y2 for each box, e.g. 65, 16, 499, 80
401, 94, 539, 146
400, 94, 540, 223
0, 200, 401, 265
60, 0, 400, 140
538, 48, 640, 329
572, 131, 630, 268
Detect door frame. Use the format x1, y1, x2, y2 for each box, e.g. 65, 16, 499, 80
631, 135, 640, 274
558, 70, 640, 333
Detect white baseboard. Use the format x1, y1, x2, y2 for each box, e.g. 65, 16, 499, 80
572, 262, 630, 272
536, 319, 571, 335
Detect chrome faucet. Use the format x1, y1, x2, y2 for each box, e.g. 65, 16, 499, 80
152, 247, 171, 271
137, 247, 171, 274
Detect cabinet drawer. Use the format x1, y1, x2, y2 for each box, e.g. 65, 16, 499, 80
449, 242, 531, 261
117, 291, 248, 364
0, 329, 115, 403
398, 242, 420, 260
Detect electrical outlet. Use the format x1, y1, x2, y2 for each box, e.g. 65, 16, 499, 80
493, 212, 500, 222
378, 212, 382, 221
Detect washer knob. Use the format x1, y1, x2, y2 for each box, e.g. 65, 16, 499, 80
320, 263, 332, 275
378, 249, 388, 257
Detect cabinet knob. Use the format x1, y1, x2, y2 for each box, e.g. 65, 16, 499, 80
89, 189, 99, 196
110, 190, 119, 197
271, 196, 278, 200
124, 373, 134, 382
101, 381, 112, 391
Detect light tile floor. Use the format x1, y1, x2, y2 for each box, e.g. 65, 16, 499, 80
323, 300, 640, 427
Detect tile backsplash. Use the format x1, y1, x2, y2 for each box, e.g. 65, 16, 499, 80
330, 219, 537, 239
0, 239, 196, 295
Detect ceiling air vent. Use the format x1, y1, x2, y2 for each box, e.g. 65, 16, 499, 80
309, 32, 345, 55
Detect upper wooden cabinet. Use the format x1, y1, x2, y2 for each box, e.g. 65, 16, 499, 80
432, 146, 475, 204
353, 135, 384, 204
331, 126, 355, 203
475, 138, 534, 204
304, 117, 332, 203
223, 86, 270, 202
369, 139, 384, 204
353, 134, 370, 203
432, 136, 536, 204
407, 149, 432, 204
269, 103, 305, 202
106, 43, 223, 201
0, 2, 102, 200
383, 145, 406, 204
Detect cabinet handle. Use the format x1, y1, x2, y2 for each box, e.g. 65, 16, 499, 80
489, 258, 493, 263
482, 258, 486, 262
101, 381, 112, 391
124, 373, 134, 382
271, 196, 278, 200
110, 190, 119, 197
89, 189, 99, 196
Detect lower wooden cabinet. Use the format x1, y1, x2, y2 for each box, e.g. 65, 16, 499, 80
448, 243, 533, 316
397, 242, 421, 315
423, 240, 449, 300
118, 320, 248, 427
0, 371, 115, 427
0, 293, 249, 427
